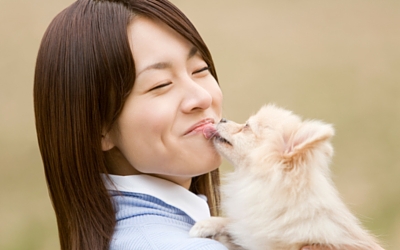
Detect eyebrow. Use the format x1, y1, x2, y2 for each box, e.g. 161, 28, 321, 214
136, 47, 199, 77
187, 46, 198, 60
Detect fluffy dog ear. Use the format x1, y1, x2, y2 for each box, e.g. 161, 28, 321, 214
282, 120, 334, 168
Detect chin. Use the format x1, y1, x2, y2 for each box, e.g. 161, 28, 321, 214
193, 155, 222, 177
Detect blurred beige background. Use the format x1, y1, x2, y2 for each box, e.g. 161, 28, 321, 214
1, 0, 399, 249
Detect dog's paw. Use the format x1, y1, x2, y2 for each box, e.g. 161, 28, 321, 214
189, 217, 228, 239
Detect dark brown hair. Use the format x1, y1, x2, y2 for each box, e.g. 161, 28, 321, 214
34, 0, 220, 249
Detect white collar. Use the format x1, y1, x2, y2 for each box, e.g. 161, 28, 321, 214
102, 174, 210, 222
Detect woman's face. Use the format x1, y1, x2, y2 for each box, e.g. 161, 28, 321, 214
103, 17, 223, 188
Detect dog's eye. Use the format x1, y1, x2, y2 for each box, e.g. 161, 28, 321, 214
244, 122, 250, 129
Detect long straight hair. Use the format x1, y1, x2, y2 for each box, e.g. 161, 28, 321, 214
34, 0, 220, 249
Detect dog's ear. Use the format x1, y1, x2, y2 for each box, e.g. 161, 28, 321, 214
282, 120, 334, 169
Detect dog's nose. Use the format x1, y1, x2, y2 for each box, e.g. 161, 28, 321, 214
220, 118, 227, 123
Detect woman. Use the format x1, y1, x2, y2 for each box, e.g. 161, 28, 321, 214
34, 0, 353, 249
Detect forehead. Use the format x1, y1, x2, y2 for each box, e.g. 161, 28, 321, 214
127, 16, 193, 70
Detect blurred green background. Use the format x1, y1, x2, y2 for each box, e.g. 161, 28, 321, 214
1, 0, 399, 249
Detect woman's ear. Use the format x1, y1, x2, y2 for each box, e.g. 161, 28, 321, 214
101, 132, 115, 151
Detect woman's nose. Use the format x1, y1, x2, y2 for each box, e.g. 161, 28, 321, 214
181, 80, 213, 113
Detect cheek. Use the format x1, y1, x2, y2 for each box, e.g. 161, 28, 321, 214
118, 96, 172, 135
204, 76, 223, 114
118, 107, 168, 140
214, 89, 223, 112
112, 108, 153, 158
212, 84, 223, 103
113, 106, 169, 168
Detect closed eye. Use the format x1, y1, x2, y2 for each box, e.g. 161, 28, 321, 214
149, 82, 172, 91
239, 122, 251, 132
193, 66, 209, 75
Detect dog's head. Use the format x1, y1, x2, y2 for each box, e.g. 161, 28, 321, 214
213, 104, 334, 173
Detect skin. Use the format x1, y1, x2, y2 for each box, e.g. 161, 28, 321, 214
102, 16, 223, 189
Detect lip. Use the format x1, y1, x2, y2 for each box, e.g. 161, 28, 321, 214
184, 118, 215, 136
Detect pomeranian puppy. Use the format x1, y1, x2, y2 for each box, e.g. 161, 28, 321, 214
190, 104, 384, 250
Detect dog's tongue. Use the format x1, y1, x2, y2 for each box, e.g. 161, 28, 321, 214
202, 124, 217, 139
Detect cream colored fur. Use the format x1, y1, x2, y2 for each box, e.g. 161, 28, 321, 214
190, 104, 384, 250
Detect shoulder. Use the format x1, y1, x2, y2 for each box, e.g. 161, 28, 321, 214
109, 191, 227, 249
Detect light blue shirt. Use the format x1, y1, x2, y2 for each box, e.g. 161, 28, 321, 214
104, 175, 228, 250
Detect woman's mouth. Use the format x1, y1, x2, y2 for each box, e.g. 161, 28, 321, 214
184, 118, 215, 137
